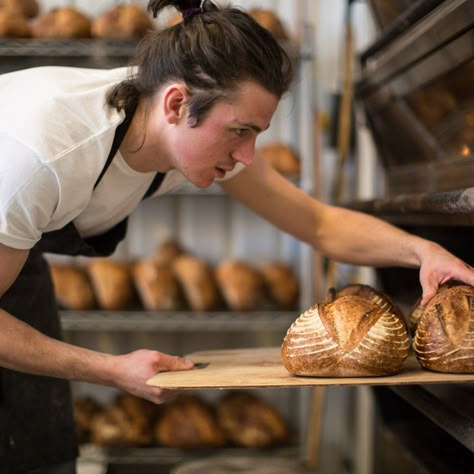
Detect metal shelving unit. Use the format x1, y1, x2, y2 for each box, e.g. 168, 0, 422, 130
60, 310, 298, 332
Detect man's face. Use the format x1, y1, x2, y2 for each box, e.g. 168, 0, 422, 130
168, 81, 279, 188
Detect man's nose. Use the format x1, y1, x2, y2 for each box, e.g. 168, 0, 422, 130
233, 141, 255, 167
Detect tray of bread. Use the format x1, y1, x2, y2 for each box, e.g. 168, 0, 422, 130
148, 283, 474, 389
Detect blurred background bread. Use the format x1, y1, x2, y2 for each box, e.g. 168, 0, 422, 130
0, 9, 31, 37
92, 4, 154, 39
0, 0, 39, 18
258, 143, 300, 176
248, 8, 288, 41
31, 7, 91, 38
50, 264, 96, 310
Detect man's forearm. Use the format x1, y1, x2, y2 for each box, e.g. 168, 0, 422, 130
315, 206, 435, 268
0, 308, 117, 385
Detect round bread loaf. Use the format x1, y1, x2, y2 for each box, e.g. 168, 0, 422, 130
155, 394, 226, 448
215, 260, 267, 311
258, 143, 300, 176
248, 8, 288, 41
132, 260, 182, 311
413, 284, 474, 373
0, 0, 39, 18
260, 262, 299, 309
281, 291, 410, 376
50, 264, 96, 310
172, 255, 220, 311
217, 391, 288, 448
31, 7, 91, 38
92, 4, 154, 39
87, 259, 136, 310
0, 9, 31, 37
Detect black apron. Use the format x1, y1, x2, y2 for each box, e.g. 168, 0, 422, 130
0, 103, 165, 473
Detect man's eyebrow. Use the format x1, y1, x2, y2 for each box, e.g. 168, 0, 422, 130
235, 121, 271, 133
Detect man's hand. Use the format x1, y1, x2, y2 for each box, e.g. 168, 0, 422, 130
113, 349, 194, 404
419, 241, 474, 305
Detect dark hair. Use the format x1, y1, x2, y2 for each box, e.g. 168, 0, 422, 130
106, 0, 293, 127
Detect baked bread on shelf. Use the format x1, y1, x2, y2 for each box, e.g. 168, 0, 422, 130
257, 142, 300, 176
132, 259, 182, 311
248, 8, 288, 41
87, 259, 136, 310
73, 396, 103, 444
31, 7, 91, 38
49, 264, 96, 310
260, 262, 299, 310
155, 393, 226, 448
153, 239, 185, 266
172, 254, 221, 311
281, 287, 410, 376
90, 393, 157, 448
216, 391, 289, 448
0, 0, 39, 18
92, 4, 154, 39
215, 259, 268, 311
0, 9, 31, 37
413, 284, 474, 373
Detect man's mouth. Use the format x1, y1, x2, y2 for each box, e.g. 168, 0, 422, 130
215, 166, 228, 178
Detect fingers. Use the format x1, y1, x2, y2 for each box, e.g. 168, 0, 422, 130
153, 352, 194, 372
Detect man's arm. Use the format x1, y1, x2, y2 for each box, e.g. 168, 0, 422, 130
220, 156, 474, 304
0, 243, 193, 403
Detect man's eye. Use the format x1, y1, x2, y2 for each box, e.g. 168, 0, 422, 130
235, 128, 248, 137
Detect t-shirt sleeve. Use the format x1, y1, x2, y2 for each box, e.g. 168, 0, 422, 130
0, 133, 59, 249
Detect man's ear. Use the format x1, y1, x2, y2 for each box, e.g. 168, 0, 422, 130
162, 83, 188, 124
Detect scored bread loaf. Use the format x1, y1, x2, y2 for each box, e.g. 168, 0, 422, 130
217, 391, 289, 448
215, 259, 267, 311
413, 284, 474, 373
92, 4, 154, 39
87, 259, 135, 310
281, 288, 410, 376
173, 255, 220, 311
49, 264, 96, 310
132, 260, 182, 311
31, 7, 91, 38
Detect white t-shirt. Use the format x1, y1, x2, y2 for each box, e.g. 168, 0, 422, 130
0, 66, 241, 250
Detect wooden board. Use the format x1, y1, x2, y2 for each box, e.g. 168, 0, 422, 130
146, 346, 474, 389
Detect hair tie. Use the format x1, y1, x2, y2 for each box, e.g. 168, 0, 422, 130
182, 7, 202, 19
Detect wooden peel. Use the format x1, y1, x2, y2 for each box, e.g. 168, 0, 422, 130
146, 347, 474, 389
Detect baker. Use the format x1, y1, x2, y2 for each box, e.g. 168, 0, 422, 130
1, 0, 474, 472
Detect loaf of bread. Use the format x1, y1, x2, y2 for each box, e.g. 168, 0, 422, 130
217, 391, 288, 448
260, 262, 299, 309
92, 4, 154, 39
215, 260, 267, 311
90, 393, 157, 448
258, 143, 300, 176
154, 239, 185, 266
249, 8, 288, 41
409, 281, 463, 335
413, 284, 474, 373
336, 283, 405, 321
87, 259, 135, 310
49, 264, 96, 310
0, 9, 31, 37
173, 255, 220, 311
281, 288, 410, 376
0, 0, 39, 18
155, 394, 226, 448
132, 260, 182, 311
73, 396, 103, 443
31, 7, 91, 38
